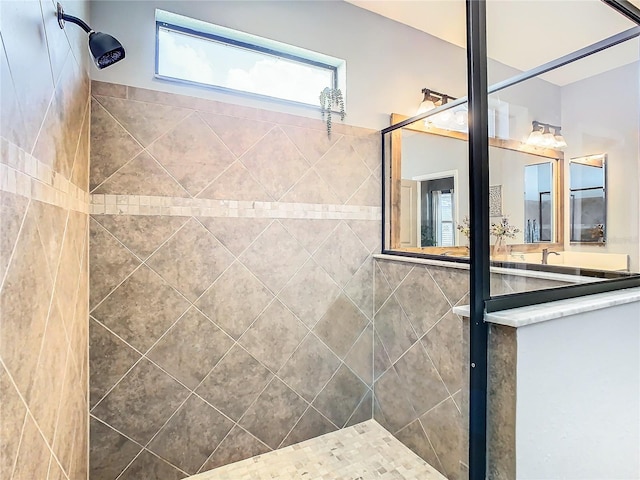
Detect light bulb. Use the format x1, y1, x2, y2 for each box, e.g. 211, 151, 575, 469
455, 110, 467, 126
541, 126, 555, 147
417, 99, 436, 115
527, 130, 543, 146
439, 109, 453, 124
553, 128, 567, 148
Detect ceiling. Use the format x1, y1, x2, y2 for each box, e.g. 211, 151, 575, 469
346, 0, 639, 86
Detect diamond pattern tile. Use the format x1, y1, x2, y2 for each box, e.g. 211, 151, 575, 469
239, 300, 308, 373
421, 311, 463, 394
240, 127, 309, 201
346, 220, 380, 254
147, 219, 234, 302
347, 174, 380, 206
200, 112, 274, 158
32, 201, 68, 282
148, 395, 233, 474
149, 113, 235, 196
0, 209, 53, 398
0, 364, 26, 480
91, 358, 190, 445
0, 192, 29, 283
378, 260, 413, 290
118, 450, 187, 480
196, 345, 273, 422
198, 217, 272, 257
196, 262, 273, 339
313, 365, 369, 428
240, 221, 309, 294
375, 295, 418, 365
280, 169, 340, 204
197, 161, 273, 201
89, 417, 142, 479
314, 294, 369, 359
94, 151, 190, 197
394, 343, 450, 417
394, 267, 451, 337
345, 325, 374, 385
239, 378, 308, 450
281, 406, 337, 447
394, 420, 443, 476
315, 137, 371, 203
279, 219, 340, 255
428, 266, 470, 306
91, 265, 190, 352
374, 262, 393, 313
280, 125, 341, 165
147, 308, 234, 389
90, 98, 142, 191
95, 95, 192, 147
374, 367, 415, 434
314, 222, 369, 288
200, 426, 270, 472
351, 134, 381, 171
278, 259, 341, 328
420, 398, 462, 478
93, 215, 189, 261
89, 318, 141, 408
278, 334, 341, 402
344, 257, 374, 319
89, 218, 140, 309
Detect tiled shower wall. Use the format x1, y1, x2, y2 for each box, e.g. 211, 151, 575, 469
88, 81, 380, 479
0, 1, 91, 480
373, 259, 468, 480
373, 257, 573, 480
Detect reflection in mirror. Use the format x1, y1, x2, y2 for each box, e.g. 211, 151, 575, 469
390, 113, 564, 257
524, 163, 553, 243
569, 154, 607, 243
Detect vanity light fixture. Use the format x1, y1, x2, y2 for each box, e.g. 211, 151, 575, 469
527, 121, 567, 149
416, 88, 467, 131
417, 88, 453, 114
57, 2, 125, 69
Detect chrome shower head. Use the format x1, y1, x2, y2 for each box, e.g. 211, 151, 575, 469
57, 2, 125, 69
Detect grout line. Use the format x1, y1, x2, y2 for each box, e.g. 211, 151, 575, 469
191, 114, 275, 199
0, 197, 31, 295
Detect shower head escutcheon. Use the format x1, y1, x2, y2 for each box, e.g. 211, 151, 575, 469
57, 3, 125, 69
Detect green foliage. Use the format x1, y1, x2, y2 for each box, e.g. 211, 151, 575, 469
319, 87, 345, 137
421, 225, 435, 247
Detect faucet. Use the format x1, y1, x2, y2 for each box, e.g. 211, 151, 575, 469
541, 248, 561, 265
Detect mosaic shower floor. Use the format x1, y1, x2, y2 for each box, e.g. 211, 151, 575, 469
189, 420, 446, 480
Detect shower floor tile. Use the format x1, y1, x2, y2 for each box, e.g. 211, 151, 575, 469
189, 420, 446, 480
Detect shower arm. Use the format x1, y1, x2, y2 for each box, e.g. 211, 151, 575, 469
57, 3, 93, 33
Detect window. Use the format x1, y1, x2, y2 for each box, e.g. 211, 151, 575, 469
155, 10, 346, 107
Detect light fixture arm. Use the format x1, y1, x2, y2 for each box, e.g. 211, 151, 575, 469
57, 3, 93, 33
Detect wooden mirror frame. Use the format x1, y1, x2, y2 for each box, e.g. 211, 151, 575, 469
388, 113, 565, 256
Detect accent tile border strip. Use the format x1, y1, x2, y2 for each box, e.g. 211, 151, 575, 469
90, 194, 382, 220
0, 140, 89, 214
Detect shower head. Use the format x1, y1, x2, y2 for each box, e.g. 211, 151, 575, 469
57, 3, 125, 69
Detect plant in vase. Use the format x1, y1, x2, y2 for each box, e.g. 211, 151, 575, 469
319, 87, 345, 137
457, 216, 471, 254
491, 216, 520, 258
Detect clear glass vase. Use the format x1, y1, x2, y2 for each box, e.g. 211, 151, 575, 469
492, 236, 508, 260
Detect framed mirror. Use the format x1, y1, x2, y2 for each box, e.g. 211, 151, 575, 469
387, 113, 565, 256
524, 162, 554, 243
569, 154, 607, 243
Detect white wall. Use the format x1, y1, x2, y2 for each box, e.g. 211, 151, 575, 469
515, 302, 640, 480
561, 60, 640, 270
89, 0, 560, 130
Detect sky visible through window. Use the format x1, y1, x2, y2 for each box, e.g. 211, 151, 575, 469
157, 27, 335, 106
